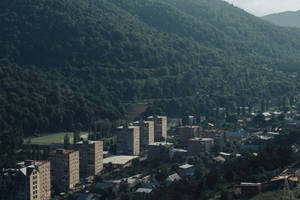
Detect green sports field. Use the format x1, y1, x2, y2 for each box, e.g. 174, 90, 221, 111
25, 132, 88, 145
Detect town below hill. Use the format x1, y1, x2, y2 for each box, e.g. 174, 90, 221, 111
2, 106, 300, 200
2, 0, 300, 199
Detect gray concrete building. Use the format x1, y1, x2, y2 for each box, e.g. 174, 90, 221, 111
74, 140, 103, 178
133, 121, 154, 150
147, 116, 167, 142
116, 126, 140, 156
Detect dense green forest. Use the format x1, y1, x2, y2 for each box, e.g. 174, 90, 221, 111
2, 0, 300, 167
262, 10, 300, 28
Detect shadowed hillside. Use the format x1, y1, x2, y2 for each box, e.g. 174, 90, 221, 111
2, 0, 300, 167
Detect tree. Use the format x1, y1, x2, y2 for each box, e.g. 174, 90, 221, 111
226, 114, 237, 124
220, 189, 233, 200
155, 167, 169, 182
252, 113, 265, 127
73, 130, 80, 144
64, 133, 70, 148
206, 167, 220, 189
194, 160, 207, 179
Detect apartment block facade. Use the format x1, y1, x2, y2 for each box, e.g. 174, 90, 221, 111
147, 142, 174, 160
133, 121, 154, 150
187, 138, 214, 156
178, 126, 202, 145
48, 149, 80, 191
0, 160, 51, 200
116, 126, 140, 156
147, 116, 167, 142
74, 140, 103, 178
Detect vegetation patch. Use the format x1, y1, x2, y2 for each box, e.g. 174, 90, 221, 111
25, 132, 88, 145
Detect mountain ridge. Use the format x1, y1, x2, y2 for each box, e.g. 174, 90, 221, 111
262, 10, 300, 28
1, 0, 300, 140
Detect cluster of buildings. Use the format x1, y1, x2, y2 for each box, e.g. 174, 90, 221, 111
0, 140, 103, 200
0, 115, 168, 200
104, 117, 218, 169
240, 168, 300, 197
178, 125, 228, 156
116, 116, 167, 156
103, 116, 168, 168
6, 111, 296, 199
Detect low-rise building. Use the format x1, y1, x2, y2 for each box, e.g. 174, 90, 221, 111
147, 142, 174, 160
136, 188, 153, 194
171, 148, 188, 158
187, 138, 214, 156
178, 164, 194, 176
165, 173, 181, 184
212, 156, 226, 163
202, 130, 227, 143
240, 182, 262, 197
268, 175, 298, 189
103, 155, 139, 169
219, 152, 231, 158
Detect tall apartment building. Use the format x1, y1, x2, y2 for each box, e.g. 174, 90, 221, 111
48, 149, 80, 191
133, 121, 154, 150
74, 140, 103, 178
187, 138, 214, 156
147, 116, 167, 142
0, 160, 51, 200
178, 126, 202, 145
116, 126, 140, 156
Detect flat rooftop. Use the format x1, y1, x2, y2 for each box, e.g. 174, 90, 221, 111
103, 155, 139, 165
179, 126, 201, 129
49, 149, 78, 155
172, 148, 187, 153
136, 188, 153, 193
147, 116, 166, 119
189, 138, 213, 142
148, 142, 173, 146
201, 138, 214, 141
240, 182, 261, 187
179, 164, 194, 169
117, 126, 139, 129
76, 140, 101, 144
219, 152, 231, 156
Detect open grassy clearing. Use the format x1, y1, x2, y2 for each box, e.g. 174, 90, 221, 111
125, 102, 148, 121
25, 132, 88, 145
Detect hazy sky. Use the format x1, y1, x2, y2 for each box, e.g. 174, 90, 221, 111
223, 0, 300, 16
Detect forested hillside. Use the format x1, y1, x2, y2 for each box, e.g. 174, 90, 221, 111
262, 10, 300, 28
112, 0, 300, 71
2, 0, 300, 166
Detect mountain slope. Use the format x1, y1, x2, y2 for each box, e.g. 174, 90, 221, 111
262, 10, 300, 28
1, 0, 300, 141
0, 0, 214, 68
111, 0, 300, 71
